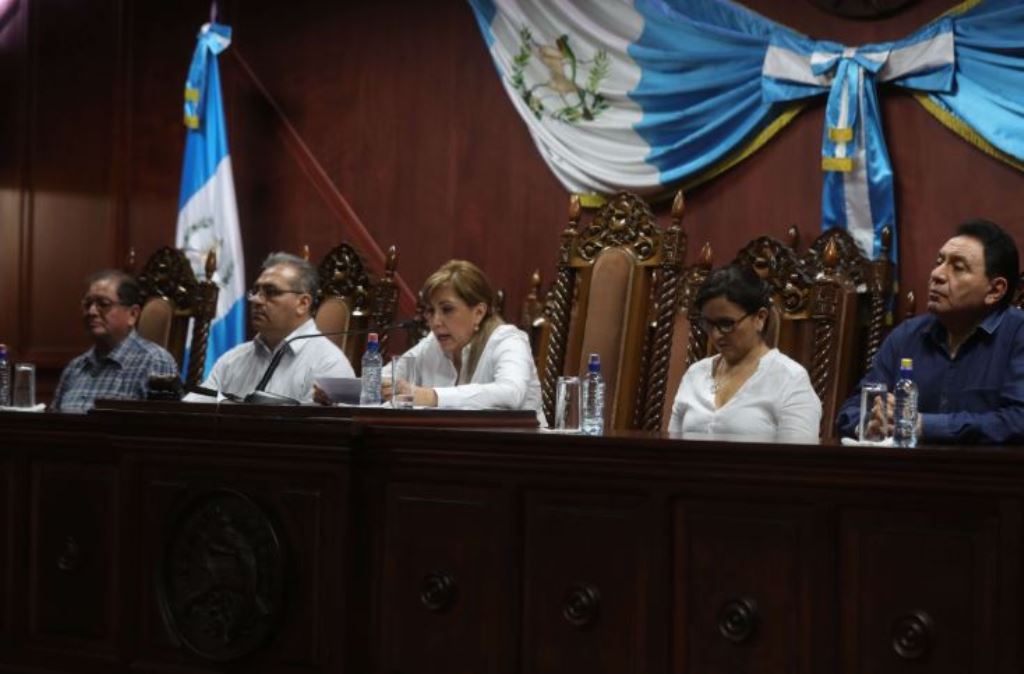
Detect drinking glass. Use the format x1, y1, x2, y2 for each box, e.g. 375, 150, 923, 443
858, 381, 889, 442
12, 363, 36, 408
391, 354, 417, 409
554, 375, 582, 432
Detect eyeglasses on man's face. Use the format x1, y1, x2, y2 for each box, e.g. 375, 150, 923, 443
81, 296, 127, 312
697, 311, 753, 335
247, 283, 306, 301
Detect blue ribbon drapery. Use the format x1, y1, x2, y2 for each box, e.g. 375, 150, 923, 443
760, 19, 956, 259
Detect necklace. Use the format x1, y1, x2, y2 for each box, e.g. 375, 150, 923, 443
710, 347, 769, 397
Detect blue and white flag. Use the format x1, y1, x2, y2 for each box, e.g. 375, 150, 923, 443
469, 0, 1024, 261
175, 22, 245, 378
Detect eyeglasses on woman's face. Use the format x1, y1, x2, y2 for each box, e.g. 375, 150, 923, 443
697, 311, 753, 335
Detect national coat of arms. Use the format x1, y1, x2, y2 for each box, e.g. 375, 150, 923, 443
510, 27, 610, 123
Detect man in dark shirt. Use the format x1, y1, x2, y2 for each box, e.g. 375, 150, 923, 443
51, 270, 178, 413
836, 219, 1024, 444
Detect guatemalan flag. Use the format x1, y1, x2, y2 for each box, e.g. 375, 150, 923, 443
175, 22, 245, 378
468, 0, 1024, 263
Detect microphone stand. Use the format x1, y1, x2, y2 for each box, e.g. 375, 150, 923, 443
243, 319, 419, 405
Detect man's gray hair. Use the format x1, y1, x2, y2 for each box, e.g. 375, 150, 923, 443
262, 252, 319, 297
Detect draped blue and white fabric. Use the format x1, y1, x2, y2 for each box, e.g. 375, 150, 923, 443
175, 22, 246, 378
469, 0, 1024, 260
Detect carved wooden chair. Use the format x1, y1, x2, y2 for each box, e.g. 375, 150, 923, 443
538, 190, 686, 431
723, 235, 863, 438
669, 226, 893, 436
315, 243, 399, 371
133, 246, 219, 389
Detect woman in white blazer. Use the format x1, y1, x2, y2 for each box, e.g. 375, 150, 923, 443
384, 260, 543, 418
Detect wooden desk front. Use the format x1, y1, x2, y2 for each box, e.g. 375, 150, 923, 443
0, 404, 1020, 674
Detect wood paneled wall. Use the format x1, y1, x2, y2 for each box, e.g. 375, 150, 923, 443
3, 0, 1023, 395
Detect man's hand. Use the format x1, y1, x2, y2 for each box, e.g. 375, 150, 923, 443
867, 392, 895, 438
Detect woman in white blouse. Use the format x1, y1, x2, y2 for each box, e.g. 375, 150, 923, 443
669, 265, 821, 442
383, 260, 543, 418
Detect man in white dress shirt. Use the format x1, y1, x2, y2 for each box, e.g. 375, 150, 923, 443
186, 252, 354, 403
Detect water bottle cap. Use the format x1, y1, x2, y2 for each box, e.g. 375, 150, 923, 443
900, 357, 913, 370
588, 353, 601, 373
366, 332, 379, 351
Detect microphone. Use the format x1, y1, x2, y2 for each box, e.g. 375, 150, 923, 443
186, 384, 245, 403
244, 319, 420, 405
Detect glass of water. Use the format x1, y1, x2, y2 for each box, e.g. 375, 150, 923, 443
391, 354, 417, 409
554, 375, 582, 432
12, 363, 36, 408
858, 381, 889, 442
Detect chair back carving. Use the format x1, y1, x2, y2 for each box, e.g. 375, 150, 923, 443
135, 246, 219, 389
316, 243, 399, 372
803, 226, 893, 374
539, 190, 686, 431
726, 235, 860, 438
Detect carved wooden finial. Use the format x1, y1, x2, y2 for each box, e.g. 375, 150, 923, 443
529, 269, 542, 295
301, 244, 310, 262
699, 241, 713, 269
905, 290, 916, 319
385, 244, 398, 274
823, 237, 839, 270
787, 224, 800, 249
880, 225, 892, 257
569, 193, 581, 221
671, 190, 685, 220
126, 246, 136, 273
204, 249, 217, 281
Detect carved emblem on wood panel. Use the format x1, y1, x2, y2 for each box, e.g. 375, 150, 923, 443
158, 490, 285, 662
578, 192, 658, 262
137, 246, 200, 310
804, 228, 870, 288
733, 237, 812, 313
317, 243, 371, 312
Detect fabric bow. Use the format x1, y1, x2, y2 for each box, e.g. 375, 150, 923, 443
762, 19, 954, 259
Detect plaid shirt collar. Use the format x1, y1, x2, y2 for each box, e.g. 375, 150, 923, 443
84, 330, 142, 371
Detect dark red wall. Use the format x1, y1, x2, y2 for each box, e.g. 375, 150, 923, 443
3, 0, 1023, 393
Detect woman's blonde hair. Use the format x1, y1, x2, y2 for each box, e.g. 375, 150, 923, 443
422, 259, 504, 379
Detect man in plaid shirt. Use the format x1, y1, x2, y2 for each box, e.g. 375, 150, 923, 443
51, 270, 178, 413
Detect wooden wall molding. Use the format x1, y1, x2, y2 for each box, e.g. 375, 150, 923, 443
229, 48, 418, 317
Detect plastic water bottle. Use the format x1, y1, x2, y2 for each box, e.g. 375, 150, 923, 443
359, 333, 383, 405
581, 353, 605, 436
893, 357, 918, 448
0, 344, 9, 407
